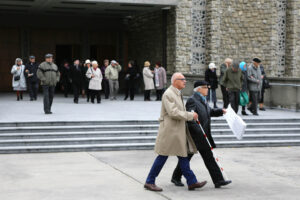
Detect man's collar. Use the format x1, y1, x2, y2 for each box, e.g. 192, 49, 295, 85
170, 85, 182, 96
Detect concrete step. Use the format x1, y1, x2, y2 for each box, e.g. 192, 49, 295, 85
0, 128, 299, 139
0, 139, 300, 153
1, 122, 300, 133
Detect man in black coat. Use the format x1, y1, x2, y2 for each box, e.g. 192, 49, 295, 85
171, 80, 232, 188
70, 59, 83, 103
24, 55, 39, 100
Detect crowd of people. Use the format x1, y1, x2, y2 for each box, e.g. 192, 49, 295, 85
10, 54, 167, 114
205, 57, 269, 116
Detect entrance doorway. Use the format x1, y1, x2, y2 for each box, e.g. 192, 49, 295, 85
90, 45, 116, 65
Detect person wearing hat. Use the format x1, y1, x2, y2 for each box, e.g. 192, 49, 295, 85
205, 63, 218, 108
171, 80, 231, 189
240, 61, 249, 115
100, 59, 110, 99
24, 55, 39, 101
37, 54, 60, 114
105, 60, 122, 100
222, 60, 243, 113
86, 60, 102, 104
247, 58, 262, 116
82, 59, 91, 101
144, 73, 207, 192
11, 58, 27, 101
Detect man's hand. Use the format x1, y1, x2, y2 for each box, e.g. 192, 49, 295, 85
91, 75, 95, 78
193, 112, 198, 120
222, 109, 227, 114
25, 69, 29, 73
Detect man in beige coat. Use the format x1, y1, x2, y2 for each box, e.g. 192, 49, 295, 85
144, 73, 207, 192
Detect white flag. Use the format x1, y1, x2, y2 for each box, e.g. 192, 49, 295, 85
223, 105, 246, 140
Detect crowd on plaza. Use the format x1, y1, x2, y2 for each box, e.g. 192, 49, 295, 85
10, 54, 167, 114
10, 53, 268, 116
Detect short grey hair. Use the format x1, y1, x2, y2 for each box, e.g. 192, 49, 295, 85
193, 86, 202, 92
224, 58, 233, 64
171, 72, 183, 84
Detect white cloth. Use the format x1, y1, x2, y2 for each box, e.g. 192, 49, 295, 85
143, 67, 154, 90
11, 64, 27, 90
86, 67, 102, 90
223, 105, 246, 140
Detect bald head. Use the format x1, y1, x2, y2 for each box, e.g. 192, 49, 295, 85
171, 72, 186, 90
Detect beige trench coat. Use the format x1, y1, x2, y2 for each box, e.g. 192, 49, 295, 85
154, 86, 197, 157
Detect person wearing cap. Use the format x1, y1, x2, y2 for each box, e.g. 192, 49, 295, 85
144, 73, 207, 192
219, 58, 232, 109
100, 59, 110, 99
11, 58, 27, 101
24, 55, 39, 101
70, 59, 83, 104
171, 80, 231, 189
82, 59, 91, 102
240, 61, 249, 115
86, 60, 102, 104
154, 61, 167, 101
143, 61, 154, 101
205, 63, 218, 108
37, 54, 60, 114
222, 60, 243, 113
105, 60, 122, 100
247, 58, 262, 116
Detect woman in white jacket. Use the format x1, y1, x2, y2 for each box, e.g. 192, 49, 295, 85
11, 58, 27, 101
143, 61, 154, 101
86, 60, 102, 104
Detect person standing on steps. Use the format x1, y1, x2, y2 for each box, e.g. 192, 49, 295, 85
37, 54, 60, 114
171, 80, 232, 189
144, 72, 207, 192
240, 61, 249, 115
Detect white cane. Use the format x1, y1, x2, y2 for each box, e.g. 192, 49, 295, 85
192, 111, 229, 181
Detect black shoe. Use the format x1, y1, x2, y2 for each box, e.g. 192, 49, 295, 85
97, 101, 101, 104
74, 100, 78, 104
20, 95, 23, 100
124, 97, 128, 100
215, 180, 232, 188
241, 111, 248, 116
253, 113, 259, 116
171, 178, 184, 187
45, 111, 52, 114
17, 96, 20, 101
259, 107, 266, 111
30, 98, 34, 101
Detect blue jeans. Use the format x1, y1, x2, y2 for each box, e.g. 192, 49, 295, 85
146, 155, 197, 186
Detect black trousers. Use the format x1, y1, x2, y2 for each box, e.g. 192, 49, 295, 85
259, 89, 265, 104
42, 85, 55, 113
221, 85, 229, 108
90, 89, 101, 103
228, 90, 240, 113
156, 89, 163, 100
72, 83, 81, 102
172, 151, 224, 184
102, 79, 110, 99
28, 81, 39, 100
62, 81, 71, 97
144, 90, 151, 100
250, 91, 259, 114
125, 86, 135, 100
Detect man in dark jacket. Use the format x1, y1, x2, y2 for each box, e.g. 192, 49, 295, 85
223, 61, 243, 113
60, 61, 71, 98
24, 55, 39, 101
70, 59, 83, 104
171, 80, 231, 189
37, 54, 60, 114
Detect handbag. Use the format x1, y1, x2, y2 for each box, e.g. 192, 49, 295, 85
263, 78, 271, 89
239, 92, 249, 106
14, 66, 23, 81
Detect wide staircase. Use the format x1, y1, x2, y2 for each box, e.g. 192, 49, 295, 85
0, 118, 300, 153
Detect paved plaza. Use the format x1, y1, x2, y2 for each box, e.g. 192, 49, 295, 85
0, 93, 299, 122
0, 147, 299, 200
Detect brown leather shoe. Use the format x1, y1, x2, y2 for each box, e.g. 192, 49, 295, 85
144, 183, 163, 192
188, 181, 207, 191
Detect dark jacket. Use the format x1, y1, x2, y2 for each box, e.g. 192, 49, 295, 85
205, 68, 218, 89
24, 62, 39, 83
100, 66, 108, 80
186, 93, 223, 151
125, 67, 137, 87
223, 67, 243, 91
219, 63, 227, 86
260, 65, 266, 90
241, 71, 248, 92
70, 65, 83, 85
60, 65, 71, 85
